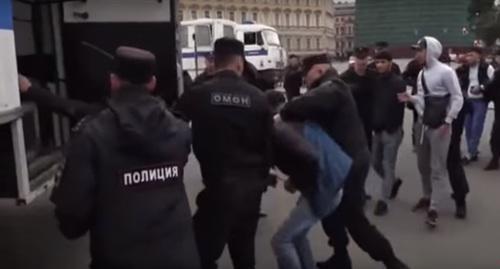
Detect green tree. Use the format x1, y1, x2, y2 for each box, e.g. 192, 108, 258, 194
468, 0, 500, 46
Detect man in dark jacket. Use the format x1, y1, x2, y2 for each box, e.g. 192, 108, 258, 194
484, 69, 500, 170
370, 51, 406, 216
367, 42, 401, 75
283, 54, 303, 100
51, 46, 199, 269
175, 38, 274, 269
459, 47, 495, 163
340, 47, 375, 148
280, 54, 408, 269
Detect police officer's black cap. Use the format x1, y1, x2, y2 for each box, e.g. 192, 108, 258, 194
214, 37, 245, 58
112, 46, 156, 84
353, 47, 370, 59
411, 38, 427, 51
302, 54, 331, 75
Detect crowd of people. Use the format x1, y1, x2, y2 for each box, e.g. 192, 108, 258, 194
16, 34, 499, 269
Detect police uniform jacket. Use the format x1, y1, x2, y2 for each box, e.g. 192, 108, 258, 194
51, 86, 199, 269
176, 70, 273, 190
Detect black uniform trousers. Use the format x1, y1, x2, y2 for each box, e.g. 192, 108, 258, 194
448, 107, 470, 201
193, 179, 263, 269
490, 118, 500, 161
321, 152, 396, 262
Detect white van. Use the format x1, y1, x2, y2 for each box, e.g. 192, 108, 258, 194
180, 19, 238, 79
235, 23, 287, 84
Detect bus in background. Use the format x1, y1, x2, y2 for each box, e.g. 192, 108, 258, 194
235, 22, 287, 86
181, 19, 238, 79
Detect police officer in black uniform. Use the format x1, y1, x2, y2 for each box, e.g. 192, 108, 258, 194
51, 46, 199, 269
175, 38, 274, 269
280, 54, 408, 269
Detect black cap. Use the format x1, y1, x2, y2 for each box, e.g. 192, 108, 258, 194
439, 52, 451, 63
112, 46, 156, 84
214, 37, 245, 58
353, 47, 370, 59
411, 38, 427, 50
302, 54, 331, 75
374, 51, 393, 61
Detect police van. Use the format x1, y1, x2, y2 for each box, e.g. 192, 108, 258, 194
0, 0, 182, 204
181, 19, 238, 79
235, 22, 287, 85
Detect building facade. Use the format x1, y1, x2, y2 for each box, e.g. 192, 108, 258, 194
179, 0, 335, 56
333, 1, 355, 57
355, 0, 474, 56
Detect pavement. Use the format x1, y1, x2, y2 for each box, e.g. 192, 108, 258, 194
1, 61, 500, 268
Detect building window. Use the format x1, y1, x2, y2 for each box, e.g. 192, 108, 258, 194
306, 13, 310, 27
316, 13, 320, 26
253, 12, 258, 21
287, 38, 291, 49
297, 38, 301, 50
217, 11, 223, 19
296, 12, 300, 26
316, 37, 320, 49
306, 38, 311, 50
191, 10, 197, 19
242, 11, 247, 22
204, 10, 210, 18
229, 11, 235, 21
179, 10, 184, 21
306, 0, 310, 6
275, 12, 280, 25
285, 13, 290, 26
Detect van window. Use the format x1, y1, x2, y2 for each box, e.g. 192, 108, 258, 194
244, 32, 264, 45
223, 25, 235, 38
262, 30, 280, 46
194, 25, 212, 46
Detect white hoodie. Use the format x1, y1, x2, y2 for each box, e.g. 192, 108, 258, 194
411, 36, 464, 124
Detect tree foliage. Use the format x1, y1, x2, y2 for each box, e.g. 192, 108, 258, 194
468, 0, 500, 46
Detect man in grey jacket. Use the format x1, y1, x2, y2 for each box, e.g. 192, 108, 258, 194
399, 37, 464, 228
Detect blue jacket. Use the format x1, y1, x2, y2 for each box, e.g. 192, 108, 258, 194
303, 122, 352, 218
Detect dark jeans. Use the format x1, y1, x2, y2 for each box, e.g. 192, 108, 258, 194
448, 108, 470, 201
193, 183, 263, 269
321, 152, 396, 262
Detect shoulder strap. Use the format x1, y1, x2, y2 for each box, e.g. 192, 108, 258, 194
421, 71, 430, 95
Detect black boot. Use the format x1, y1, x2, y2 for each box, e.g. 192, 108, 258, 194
374, 200, 389, 216
485, 157, 499, 171
384, 257, 410, 269
454, 197, 467, 219
317, 253, 352, 269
